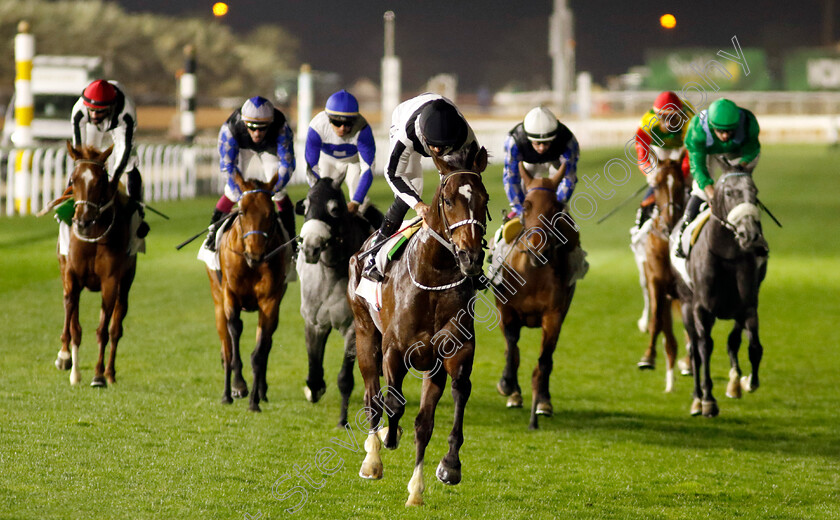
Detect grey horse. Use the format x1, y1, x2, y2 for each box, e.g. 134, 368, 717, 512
296, 176, 380, 426
674, 170, 769, 417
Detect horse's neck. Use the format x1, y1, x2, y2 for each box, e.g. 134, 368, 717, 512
413, 226, 457, 271
704, 212, 741, 259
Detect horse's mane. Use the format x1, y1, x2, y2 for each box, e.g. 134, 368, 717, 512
442, 141, 485, 172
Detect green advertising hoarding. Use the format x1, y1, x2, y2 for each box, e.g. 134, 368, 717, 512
643, 48, 771, 91
784, 49, 840, 90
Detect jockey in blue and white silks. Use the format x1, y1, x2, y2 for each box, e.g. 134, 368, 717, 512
502, 106, 579, 216
304, 89, 375, 215
203, 96, 296, 251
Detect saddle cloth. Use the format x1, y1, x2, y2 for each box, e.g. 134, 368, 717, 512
58, 210, 146, 256
670, 207, 711, 287
197, 216, 234, 271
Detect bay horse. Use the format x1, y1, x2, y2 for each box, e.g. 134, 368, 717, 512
674, 170, 768, 417
207, 171, 290, 412
56, 142, 136, 387
296, 175, 378, 426
635, 156, 686, 392
493, 164, 586, 429
347, 144, 489, 506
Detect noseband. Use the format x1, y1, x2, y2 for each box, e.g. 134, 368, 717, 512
71, 159, 117, 243
238, 189, 275, 242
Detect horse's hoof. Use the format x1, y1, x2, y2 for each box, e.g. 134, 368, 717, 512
496, 379, 513, 396
741, 375, 758, 393
90, 376, 107, 388
702, 400, 719, 418
506, 392, 523, 408
69, 370, 81, 386
678, 357, 692, 376
637, 356, 655, 370
377, 426, 403, 449
726, 378, 742, 399
359, 462, 383, 480
106, 375, 116, 385
690, 398, 702, 416
232, 387, 249, 399
436, 461, 461, 485
303, 384, 326, 403
637, 316, 648, 333
55, 355, 72, 371
535, 401, 553, 416
405, 494, 424, 507
249, 403, 262, 412
221, 395, 233, 405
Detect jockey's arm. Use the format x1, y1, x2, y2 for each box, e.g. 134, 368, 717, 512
70, 98, 87, 149
218, 125, 242, 197
385, 138, 423, 209
502, 135, 525, 214
272, 123, 296, 194
738, 112, 761, 167
109, 111, 136, 180
352, 125, 376, 204
634, 127, 657, 176
304, 125, 322, 183
554, 135, 579, 204
685, 118, 713, 191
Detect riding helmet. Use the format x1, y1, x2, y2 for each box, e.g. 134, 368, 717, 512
420, 99, 467, 149
653, 91, 683, 112
241, 96, 275, 124
708, 98, 740, 130
82, 80, 117, 109
325, 90, 359, 121
523, 106, 559, 142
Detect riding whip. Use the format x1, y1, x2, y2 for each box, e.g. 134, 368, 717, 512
756, 199, 782, 228
175, 211, 237, 250
596, 183, 649, 224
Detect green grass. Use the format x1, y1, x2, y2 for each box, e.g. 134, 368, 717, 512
1, 145, 838, 519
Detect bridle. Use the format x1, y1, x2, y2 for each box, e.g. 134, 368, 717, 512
512, 185, 563, 262
652, 163, 684, 240
407, 170, 487, 291
71, 159, 118, 243
709, 172, 762, 240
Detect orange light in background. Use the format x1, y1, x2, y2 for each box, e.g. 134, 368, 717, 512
660, 13, 676, 29
212, 2, 229, 17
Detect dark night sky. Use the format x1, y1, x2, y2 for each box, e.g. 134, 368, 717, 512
114, 0, 830, 91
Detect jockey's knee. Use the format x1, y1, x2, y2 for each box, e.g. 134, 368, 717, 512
127, 168, 143, 203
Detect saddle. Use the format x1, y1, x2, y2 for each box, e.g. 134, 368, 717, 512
670, 206, 711, 287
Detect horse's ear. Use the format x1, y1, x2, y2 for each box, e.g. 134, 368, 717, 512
295, 199, 306, 216
99, 145, 114, 163
430, 148, 448, 174
332, 169, 347, 190
519, 161, 535, 188
66, 140, 79, 161
233, 169, 247, 192
473, 146, 488, 174
305, 167, 318, 187
548, 162, 567, 190
268, 173, 279, 193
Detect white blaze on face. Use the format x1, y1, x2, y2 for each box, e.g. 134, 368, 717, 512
458, 184, 475, 238
299, 219, 331, 253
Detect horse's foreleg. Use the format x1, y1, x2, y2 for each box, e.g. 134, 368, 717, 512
438, 350, 473, 485
105, 265, 134, 385
249, 301, 278, 412
530, 315, 560, 429
223, 301, 244, 405
407, 369, 447, 506
336, 324, 356, 427
742, 312, 762, 393
682, 302, 703, 415
497, 314, 522, 408
726, 322, 744, 399
303, 324, 330, 404
639, 275, 660, 370
56, 258, 73, 370
694, 306, 718, 417
380, 347, 407, 450
62, 279, 83, 385
660, 291, 679, 393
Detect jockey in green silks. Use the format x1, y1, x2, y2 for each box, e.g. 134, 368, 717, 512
676, 98, 760, 257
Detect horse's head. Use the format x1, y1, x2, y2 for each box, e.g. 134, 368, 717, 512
234, 171, 279, 268
653, 156, 686, 230
66, 142, 115, 235
714, 171, 766, 252
517, 159, 570, 257
297, 176, 347, 264
429, 143, 490, 276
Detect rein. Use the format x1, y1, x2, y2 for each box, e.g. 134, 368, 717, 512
71, 159, 119, 243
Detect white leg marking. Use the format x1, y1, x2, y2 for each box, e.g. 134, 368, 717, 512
406, 461, 425, 506
359, 432, 383, 479
70, 344, 80, 385
665, 369, 674, 393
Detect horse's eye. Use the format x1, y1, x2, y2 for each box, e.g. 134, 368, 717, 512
443, 198, 453, 209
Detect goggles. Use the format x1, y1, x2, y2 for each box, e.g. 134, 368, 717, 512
245, 122, 270, 131
329, 117, 355, 129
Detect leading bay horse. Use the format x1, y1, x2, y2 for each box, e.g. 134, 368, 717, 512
675, 170, 768, 417
56, 143, 136, 387
348, 144, 489, 506
296, 175, 378, 426
207, 171, 290, 412
493, 164, 586, 429
635, 156, 687, 392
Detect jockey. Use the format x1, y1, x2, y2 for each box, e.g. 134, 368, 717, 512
304, 89, 378, 221
71, 79, 148, 238
676, 98, 760, 257
361, 93, 478, 281
503, 106, 579, 217
203, 96, 296, 251
632, 91, 693, 231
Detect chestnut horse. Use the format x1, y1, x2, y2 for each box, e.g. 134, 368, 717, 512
56, 143, 137, 387
348, 144, 489, 506
207, 171, 290, 412
493, 165, 585, 429
675, 171, 768, 417
636, 157, 687, 392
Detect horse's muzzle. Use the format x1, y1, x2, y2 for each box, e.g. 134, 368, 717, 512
457, 248, 485, 276
736, 218, 765, 252
244, 252, 263, 269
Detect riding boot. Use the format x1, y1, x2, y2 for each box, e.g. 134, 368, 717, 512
675, 195, 703, 258
362, 206, 404, 282
276, 197, 297, 254
127, 168, 150, 238
203, 209, 227, 252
